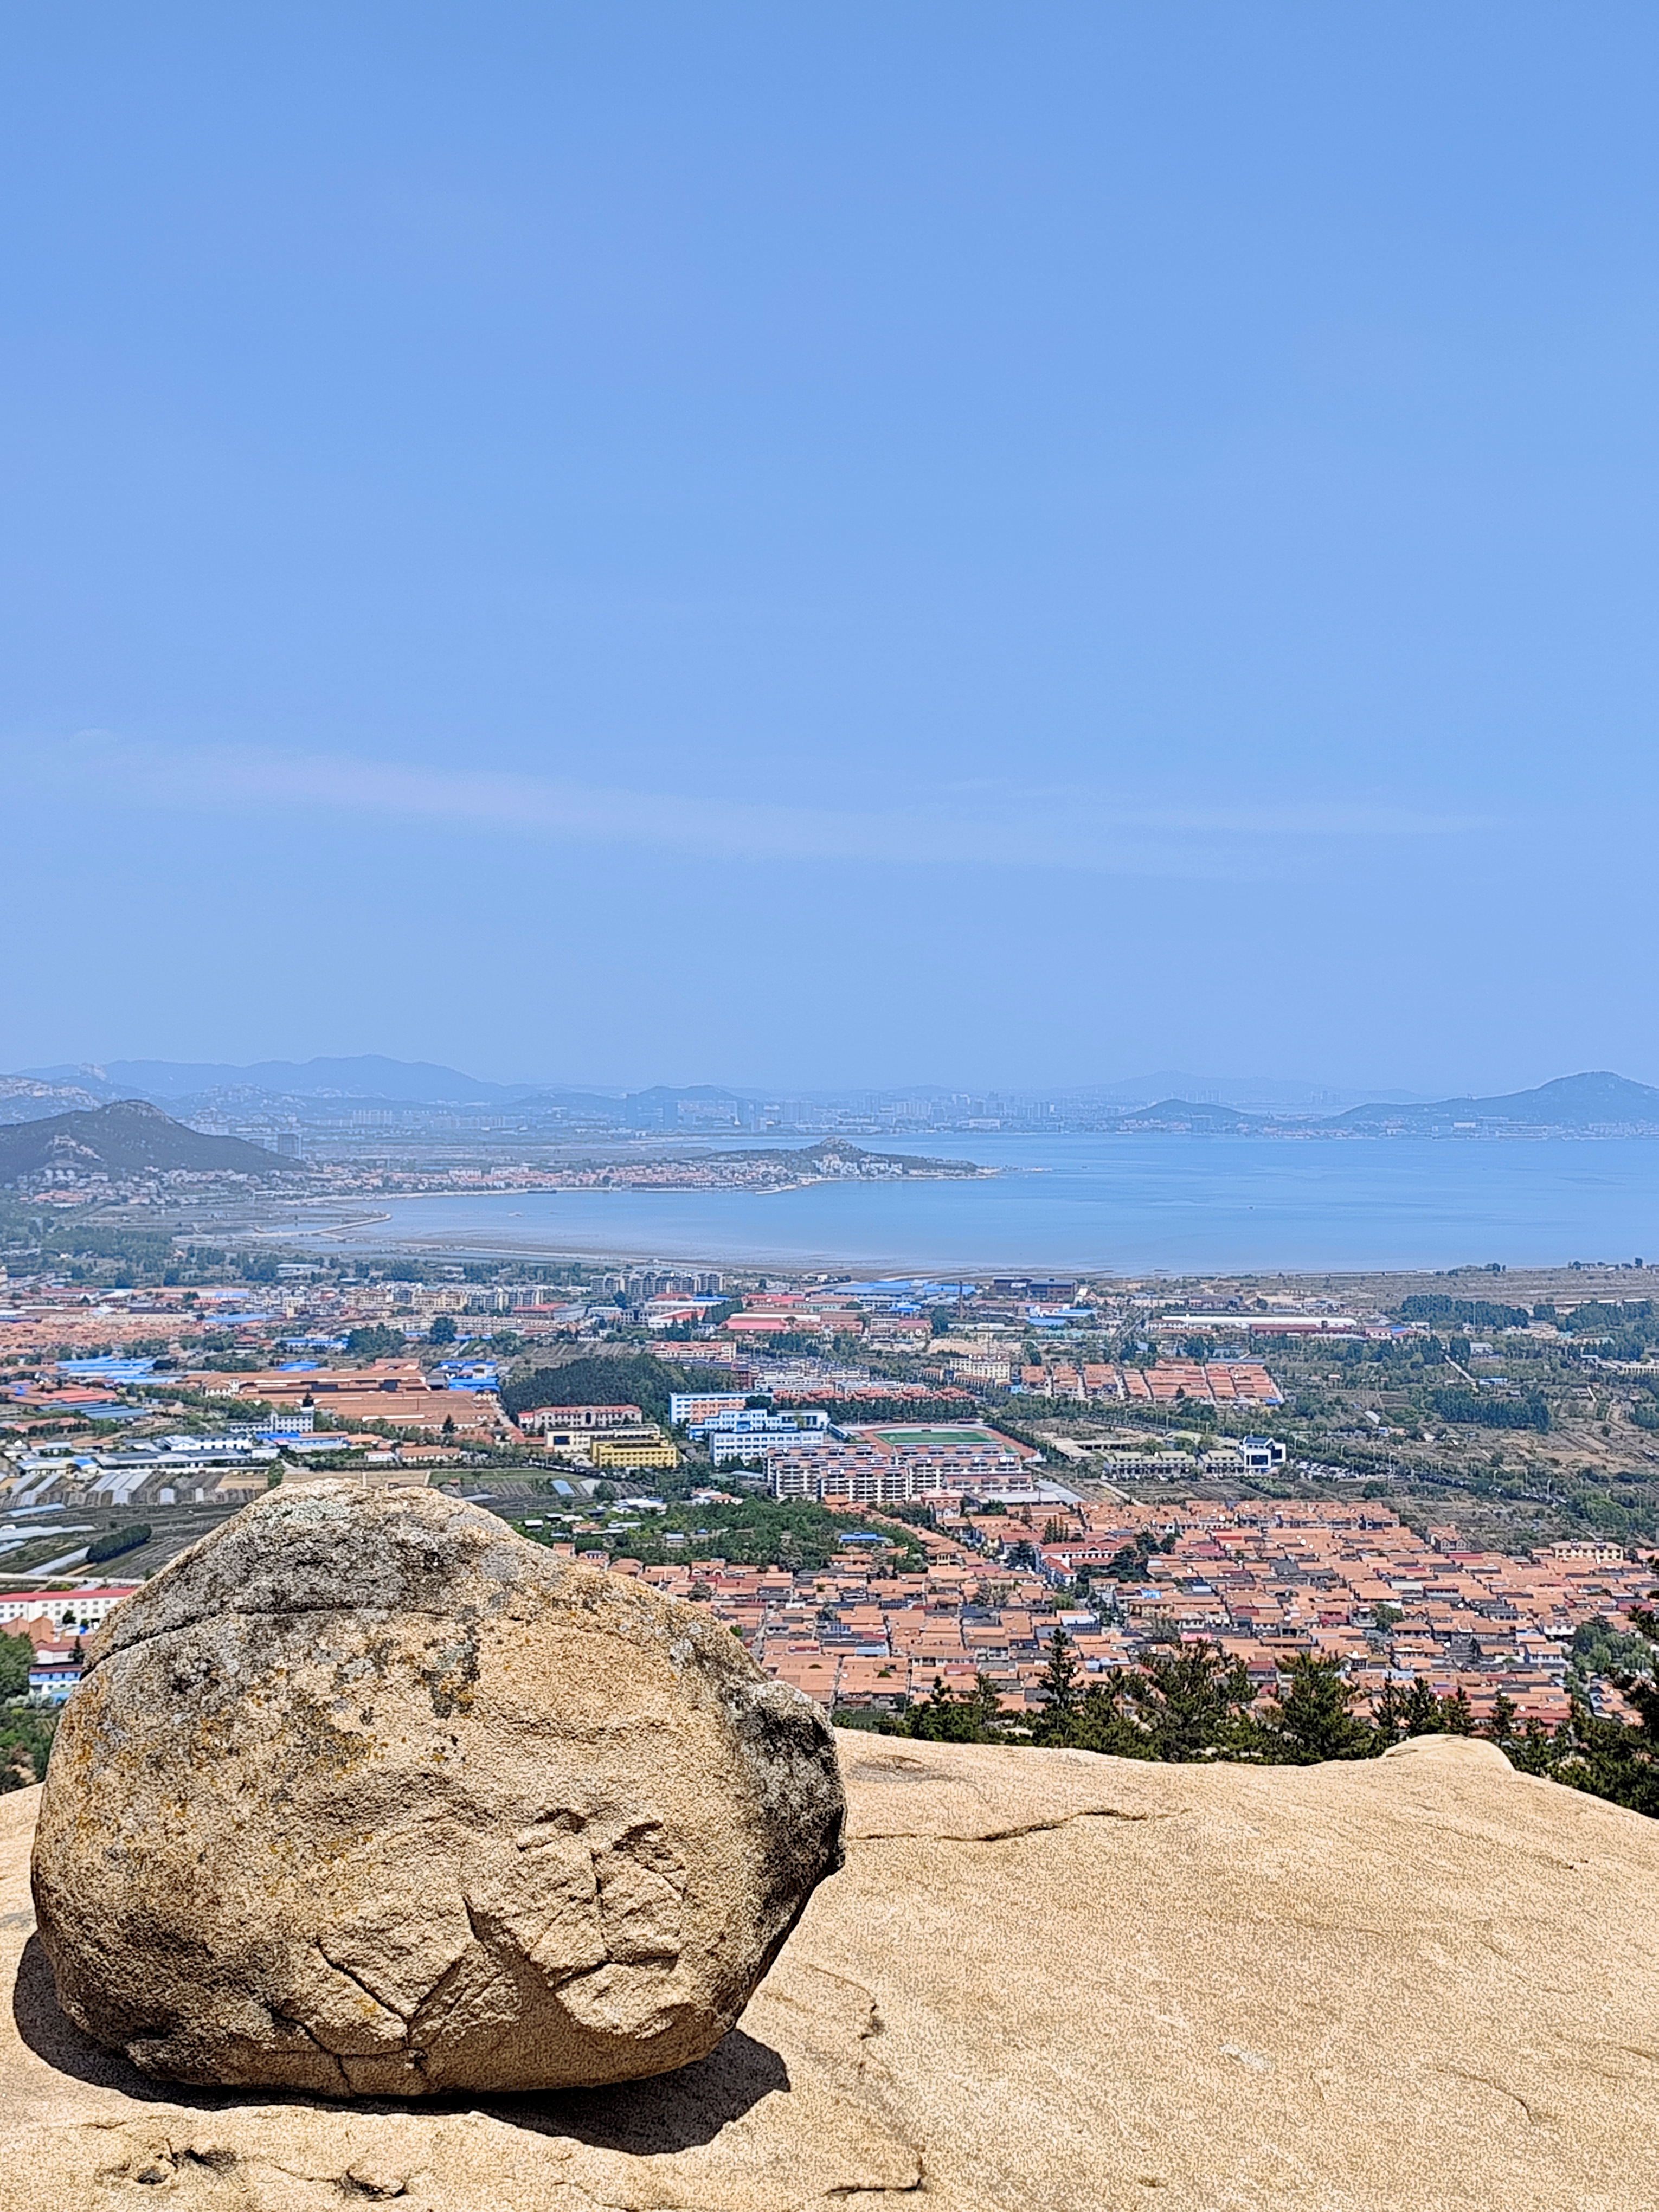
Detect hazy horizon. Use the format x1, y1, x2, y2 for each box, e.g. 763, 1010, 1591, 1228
7, 7, 1658, 1091
10, 1050, 1652, 1112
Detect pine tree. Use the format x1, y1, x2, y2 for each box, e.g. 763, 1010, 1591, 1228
1116, 1637, 1257, 1762
1401, 1677, 1448, 1736
968, 1671, 1009, 1738
1506, 1716, 1569, 1778
1483, 1692, 1520, 1746
1373, 1675, 1481, 1745
1439, 1686, 1475, 1736
1058, 1673, 1157, 1759
1037, 1628, 1081, 1722
905, 1673, 1006, 1744
1257, 1655, 1377, 1764
1371, 1680, 1407, 1745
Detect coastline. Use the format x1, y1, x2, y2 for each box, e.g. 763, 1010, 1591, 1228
228, 1128, 1659, 1276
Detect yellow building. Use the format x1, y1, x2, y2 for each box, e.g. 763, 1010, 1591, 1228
590, 1435, 680, 1471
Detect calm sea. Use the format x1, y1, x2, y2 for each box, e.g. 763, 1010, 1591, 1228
311, 1132, 1659, 1276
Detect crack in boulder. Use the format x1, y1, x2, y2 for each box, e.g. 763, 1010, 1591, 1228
856, 1805, 1185, 1843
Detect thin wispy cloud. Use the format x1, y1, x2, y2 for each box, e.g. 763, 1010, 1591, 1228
8, 731, 1490, 878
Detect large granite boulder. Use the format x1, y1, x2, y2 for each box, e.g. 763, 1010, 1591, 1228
30, 1481, 845, 2096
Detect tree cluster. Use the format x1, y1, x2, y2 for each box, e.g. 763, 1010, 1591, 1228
86, 1523, 150, 1565
1423, 1386, 1550, 1432
344, 1324, 406, 1360
1093, 1529, 1178, 1583
504, 1352, 735, 1429
0, 1631, 57, 1794
871, 1621, 1659, 1821
1399, 1295, 1534, 1331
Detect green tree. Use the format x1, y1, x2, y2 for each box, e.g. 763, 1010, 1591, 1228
1120, 1638, 1258, 1761
1568, 1615, 1655, 1684
0, 1712, 56, 1791
905, 1673, 1006, 1743
1256, 1656, 1377, 1764
1534, 1571, 1659, 1815
0, 1630, 31, 1700
1371, 1676, 1475, 1744
429, 1314, 458, 1345
504, 1353, 735, 1430
345, 1324, 405, 1360
1097, 1530, 1175, 1583
1482, 1692, 1521, 1746
1505, 1716, 1571, 1779
1034, 1629, 1081, 1726
1047, 1673, 1157, 1759
86, 1523, 150, 1565
1046, 1638, 1255, 1761
1438, 1687, 1476, 1735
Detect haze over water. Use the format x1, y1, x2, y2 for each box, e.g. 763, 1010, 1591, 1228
311, 1134, 1659, 1277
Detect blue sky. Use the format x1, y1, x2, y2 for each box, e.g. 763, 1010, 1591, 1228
4, 3, 1657, 1093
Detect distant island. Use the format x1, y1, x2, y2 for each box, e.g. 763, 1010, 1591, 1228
413, 1137, 994, 1198
581, 1137, 995, 1193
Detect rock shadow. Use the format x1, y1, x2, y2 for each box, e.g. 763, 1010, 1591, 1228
12, 1935, 186, 2103
11, 1933, 788, 2151
486, 2030, 790, 2152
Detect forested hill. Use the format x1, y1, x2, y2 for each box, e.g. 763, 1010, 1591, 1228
1330, 1072, 1659, 1133
0, 1100, 297, 1185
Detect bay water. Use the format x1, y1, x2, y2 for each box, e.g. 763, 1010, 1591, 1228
313, 1132, 1659, 1276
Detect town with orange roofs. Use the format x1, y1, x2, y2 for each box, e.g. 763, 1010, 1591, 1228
5, 1184, 1659, 1777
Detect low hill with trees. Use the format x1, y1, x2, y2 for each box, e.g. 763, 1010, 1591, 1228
0, 1100, 297, 1186
1333, 1071, 1659, 1133
504, 1351, 740, 1428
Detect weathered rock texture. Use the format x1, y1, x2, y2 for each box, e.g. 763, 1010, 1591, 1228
29, 1482, 845, 2095
5, 1731, 1659, 2210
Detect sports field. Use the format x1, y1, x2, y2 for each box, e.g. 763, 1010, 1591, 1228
856, 1423, 1033, 1454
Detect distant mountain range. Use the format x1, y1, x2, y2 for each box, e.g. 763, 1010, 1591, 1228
11, 1058, 1425, 1116
4, 1059, 1658, 1136
20, 1056, 540, 1104
0, 1075, 106, 1125
1111, 1072, 1659, 1134
1327, 1071, 1659, 1133
0, 1101, 297, 1187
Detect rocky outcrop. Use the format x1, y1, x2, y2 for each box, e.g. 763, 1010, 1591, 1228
4, 1729, 1659, 2208
29, 1483, 844, 2094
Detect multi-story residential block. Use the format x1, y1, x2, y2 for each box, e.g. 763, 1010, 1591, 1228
670, 1392, 751, 1432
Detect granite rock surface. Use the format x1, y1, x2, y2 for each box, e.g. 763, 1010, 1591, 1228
29, 1482, 845, 2093
4, 1729, 1659, 2209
